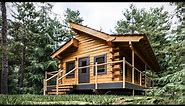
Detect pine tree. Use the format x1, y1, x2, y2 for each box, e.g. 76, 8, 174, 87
1, 2, 9, 94
115, 4, 171, 72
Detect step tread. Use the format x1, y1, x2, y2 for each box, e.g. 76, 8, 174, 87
51, 89, 71, 91
47, 92, 66, 95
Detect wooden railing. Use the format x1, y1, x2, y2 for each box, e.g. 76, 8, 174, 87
124, 60, 152, 87
43, 69, 64, 95
43, 57, 153, 95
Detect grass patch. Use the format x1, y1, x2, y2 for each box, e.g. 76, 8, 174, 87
0, 94, 184, 105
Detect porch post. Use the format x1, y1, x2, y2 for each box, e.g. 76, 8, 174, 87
131, 43, 135, 84
43, 71, 47, 95
43, 79, 46, 95
145, 64, 147, 88
122, 57, 125, 88
76, 58, 78, 84
45, 71, 47, 80
152, 71, 154, 89
129, 41, 135, 84
95, 62, 98, 89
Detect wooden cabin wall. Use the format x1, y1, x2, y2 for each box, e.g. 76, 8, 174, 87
60, 33, 113, 85
58, 33, 146, 86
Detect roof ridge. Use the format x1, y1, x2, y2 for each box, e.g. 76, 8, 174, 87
69, 21, 110, 36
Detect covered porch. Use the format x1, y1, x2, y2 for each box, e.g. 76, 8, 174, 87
43, 56, 153, 95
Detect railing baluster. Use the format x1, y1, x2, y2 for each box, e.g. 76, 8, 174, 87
140, 72, 141, 86
145, 74, 146, 87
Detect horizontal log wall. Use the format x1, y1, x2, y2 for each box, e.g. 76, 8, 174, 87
61, 33, 112, 85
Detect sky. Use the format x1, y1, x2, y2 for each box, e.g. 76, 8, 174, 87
51, 2, 176, 34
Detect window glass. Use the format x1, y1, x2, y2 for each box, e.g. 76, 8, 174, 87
66, 60, 75, 78
94, 54, 107, 74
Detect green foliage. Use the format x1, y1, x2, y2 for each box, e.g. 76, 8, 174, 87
61, 8, 84, 41
147, 2, 185, 101
64, 8, 84, 24
5, 2, 84, 94
115, 4, 171, 71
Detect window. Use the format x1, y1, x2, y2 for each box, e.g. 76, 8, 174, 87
94, 54, 107, 75
66, 60, 75, 78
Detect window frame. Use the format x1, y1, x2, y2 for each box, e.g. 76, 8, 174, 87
94, 54, 107, 75
78, 56, 90, 74
65, 60, 75, 78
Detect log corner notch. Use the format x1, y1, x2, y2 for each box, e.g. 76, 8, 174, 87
107, 37, 116, 47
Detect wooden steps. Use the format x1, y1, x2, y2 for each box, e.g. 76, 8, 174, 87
46, 84, 74, 95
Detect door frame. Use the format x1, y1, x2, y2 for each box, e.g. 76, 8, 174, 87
78, 56, 90, 83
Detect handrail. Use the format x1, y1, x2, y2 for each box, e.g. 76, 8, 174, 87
58, 67, 77, 81
46, 69, 63, 81
77, 60, 123, 70
125, 60, 152, 83
47, 70, 59, 74
78, 65, 90, 69
125, 61, 132, 68
125, 61, 141, 73
48, 70, 59, 74
47, 73, 56, 76
56, 59, 152, 82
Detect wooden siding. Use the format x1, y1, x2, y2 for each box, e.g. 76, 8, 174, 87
60, 33, 112, 85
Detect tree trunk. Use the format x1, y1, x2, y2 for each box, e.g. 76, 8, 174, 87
18, 39, 26, 94
1, 2, 9, 94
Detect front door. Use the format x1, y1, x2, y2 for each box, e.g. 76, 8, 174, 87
78, 57, 90, 83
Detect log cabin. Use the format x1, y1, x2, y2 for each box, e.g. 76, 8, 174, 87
43, 22, 160, 95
